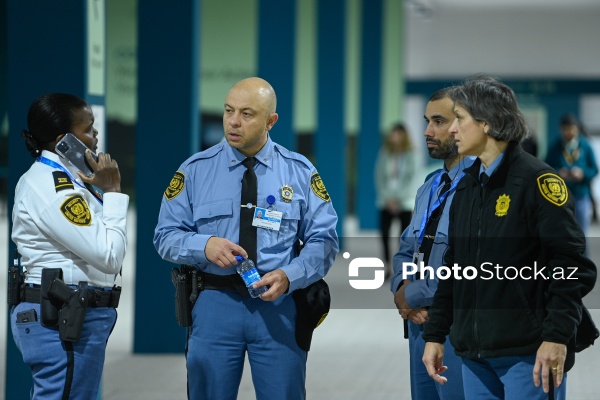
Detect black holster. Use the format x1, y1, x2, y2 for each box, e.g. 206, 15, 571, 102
48, 279, 88, 342
171, 266, 202, 327
40, 268, 64, 326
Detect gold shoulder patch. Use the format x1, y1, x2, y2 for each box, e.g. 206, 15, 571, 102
165, 171, 185, 200
495, 194, 510, 217
60, 195, 92, 226
537, 173, 568, 206
310, 172, 330, 202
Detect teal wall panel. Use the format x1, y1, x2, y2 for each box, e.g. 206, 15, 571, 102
133, 0, 200, 353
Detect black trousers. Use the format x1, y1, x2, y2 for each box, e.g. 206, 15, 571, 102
379, 208, 412, 267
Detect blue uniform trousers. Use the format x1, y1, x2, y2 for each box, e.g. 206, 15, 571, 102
11, 302, 117, 399
186, 289, 307, 400
408, 321, 465, 399
462, 355, 567, 399
574, 195, 592, 236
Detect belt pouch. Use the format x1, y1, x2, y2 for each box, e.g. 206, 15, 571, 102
40, 268, 64, 326
109, 286, 122, 308
171, 267, 193, 327
292, 279, 331, 352
56, 281, 88, 342
7, 267, 23, 307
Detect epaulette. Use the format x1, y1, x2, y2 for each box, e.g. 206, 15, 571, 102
274, 144, 312, 170
182, 142, 224, 168
53, 171, 74, 192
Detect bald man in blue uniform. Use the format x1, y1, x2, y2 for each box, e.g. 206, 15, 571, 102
154, 77, 339, 400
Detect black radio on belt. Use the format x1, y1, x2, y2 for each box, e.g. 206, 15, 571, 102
171, 265, 202, 327
8, 249, 24, 306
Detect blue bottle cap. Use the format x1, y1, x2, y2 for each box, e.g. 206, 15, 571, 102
266, 195, 276, 206
235, 255, 244, 263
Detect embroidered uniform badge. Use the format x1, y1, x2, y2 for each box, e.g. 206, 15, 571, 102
310, 172, 330, 202
165, 171, 185, 200
495, 194, 510, 217
537, 173, 568, 206
60, 195, 92, 226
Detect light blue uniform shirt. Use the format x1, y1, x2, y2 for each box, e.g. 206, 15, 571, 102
391, 156, 476, 308
154, 136, 339, 292
479, 152, 504, 182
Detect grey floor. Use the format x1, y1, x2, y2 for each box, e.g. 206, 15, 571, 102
1, 207, 599, 399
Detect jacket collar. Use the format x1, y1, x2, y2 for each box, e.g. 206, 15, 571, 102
463, 142, 522, 188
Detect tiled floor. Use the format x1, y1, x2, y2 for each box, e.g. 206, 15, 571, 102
1, 209, 599, 399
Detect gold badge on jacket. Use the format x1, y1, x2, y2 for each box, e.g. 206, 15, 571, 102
495, 194, 510, 217
165, 171, 185, 200
310, 172, 330, 202
281, 185, 293, 202
61, 195, 92, 226
537, 173, 568, 206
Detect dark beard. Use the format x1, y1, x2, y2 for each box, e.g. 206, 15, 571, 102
427, 138, 459, 161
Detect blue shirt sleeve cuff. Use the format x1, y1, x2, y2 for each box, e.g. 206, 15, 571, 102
195, 234, 213, 263
404, 281, 424, 309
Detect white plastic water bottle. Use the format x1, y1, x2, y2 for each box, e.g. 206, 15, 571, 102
235, 255, 268, 298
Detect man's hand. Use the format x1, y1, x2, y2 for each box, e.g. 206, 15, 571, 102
394, 279, 415, 319
205, 237, 246, 268
423, 342, 448, 384
407, 309, 429, 325
570, 166, 584, 181
254, 269, 289, 301
533, 341, 567, 393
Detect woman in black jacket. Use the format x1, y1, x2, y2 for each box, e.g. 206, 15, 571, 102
422, 75, 596, 399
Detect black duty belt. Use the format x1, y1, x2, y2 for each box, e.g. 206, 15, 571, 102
200, 272, 248, 297
20, 285, 120, 308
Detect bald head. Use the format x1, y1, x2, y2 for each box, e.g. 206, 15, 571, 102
229, 77, 277, 114
223, 77, 279, 156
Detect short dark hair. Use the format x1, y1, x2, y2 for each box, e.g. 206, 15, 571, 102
560, 113, 579, 127
428, 87, 453, 102
22, 93, 88, 157
450, 75, 528, 143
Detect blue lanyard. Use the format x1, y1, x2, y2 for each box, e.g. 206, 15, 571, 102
417, 170, 463, 246
37, 156, 103, 205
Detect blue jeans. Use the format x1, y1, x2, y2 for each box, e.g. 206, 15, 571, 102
11, 302, 117, 399
186, 289, 307, 400
408, 321, 465, 399
462, 355, 567, 399
574, 195, 592, 235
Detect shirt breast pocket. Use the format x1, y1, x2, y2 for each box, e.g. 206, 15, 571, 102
259, 201, 302, 252
193, 199, 233, 236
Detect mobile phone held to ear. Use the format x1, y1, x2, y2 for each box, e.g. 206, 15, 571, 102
55, 133, 98, 177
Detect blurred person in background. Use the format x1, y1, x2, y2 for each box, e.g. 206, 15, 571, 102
375, 122, 417, 279
545, 114, 598, 236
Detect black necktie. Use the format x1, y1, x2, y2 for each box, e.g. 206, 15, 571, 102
240, 157, 257, 265
403, 173, 452, 339
419, 173, 452, 266
480, 172, 489, 186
